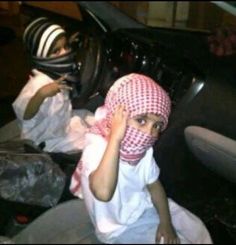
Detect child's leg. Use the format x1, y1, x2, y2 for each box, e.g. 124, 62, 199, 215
113, 199, 212, 244
113, 207, 159, 244
168, 198, 213, 244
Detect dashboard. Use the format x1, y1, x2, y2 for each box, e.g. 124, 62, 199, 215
95, 28, 207, 110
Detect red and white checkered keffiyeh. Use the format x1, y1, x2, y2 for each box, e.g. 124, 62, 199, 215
90, 73, 171, 165
119, 125, 157, 165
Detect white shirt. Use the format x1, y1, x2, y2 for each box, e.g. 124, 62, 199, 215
12, 69, 94, 152
70, 133, 159, 243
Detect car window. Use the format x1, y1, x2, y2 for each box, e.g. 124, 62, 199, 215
110, 1, 236, 31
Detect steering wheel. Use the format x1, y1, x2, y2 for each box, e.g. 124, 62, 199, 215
72, 34, 104, 108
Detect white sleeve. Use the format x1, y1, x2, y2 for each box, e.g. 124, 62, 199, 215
144, 148, 160, 185
69, 134, 107, 198
147, 157, 160, 184
81, 134, 107, 178
12, 70, 53, 120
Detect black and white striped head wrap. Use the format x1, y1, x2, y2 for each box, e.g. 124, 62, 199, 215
23, 17, 66, 58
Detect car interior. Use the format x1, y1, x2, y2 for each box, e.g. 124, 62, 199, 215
0, 1, 235, 243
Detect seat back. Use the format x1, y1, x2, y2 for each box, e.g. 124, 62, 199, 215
184, 126, 236, 183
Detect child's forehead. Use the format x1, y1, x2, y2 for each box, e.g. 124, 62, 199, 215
53, 36, 68, 47
56, 35, 67, 42
133, 113, 164, 121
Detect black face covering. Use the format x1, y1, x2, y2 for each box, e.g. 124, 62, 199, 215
31, 50, 81, 95
31, 50, 79, 82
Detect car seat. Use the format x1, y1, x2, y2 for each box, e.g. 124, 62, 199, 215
184, 126, 236, 238
184, 126, 236, 184
1, 199, 101, 244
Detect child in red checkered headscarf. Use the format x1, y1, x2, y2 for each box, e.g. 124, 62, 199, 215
70, 73, 212, 244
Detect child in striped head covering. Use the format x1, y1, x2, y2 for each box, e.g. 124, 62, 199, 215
70, 73, 212, 244
12, 17, 94, 153
23, 17, 68, 58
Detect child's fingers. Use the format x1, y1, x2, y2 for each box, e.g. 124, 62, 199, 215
122, 108, 129, 118
119, 104, 129, 117
31, 69, 40, 75
59, 84, 73, 91
55, 74, 68, 84
113, 104, 123, 116
116, 104, 125, 112
69, 32, 80, 44
113, 105, 129, 121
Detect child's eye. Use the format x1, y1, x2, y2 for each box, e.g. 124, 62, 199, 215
51, 48, 60, 55
51, 45, 70, 56
136, 118, 146, 125
51, 48, 61, 55
154, 122, 164, 131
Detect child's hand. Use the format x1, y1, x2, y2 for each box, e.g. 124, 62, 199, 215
110, 104, 129, 142
156, 222, 180, 244
39, 75, 72, 98
69, 31, 80, 44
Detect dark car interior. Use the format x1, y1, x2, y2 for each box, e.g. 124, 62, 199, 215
0, 1, 235, 243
